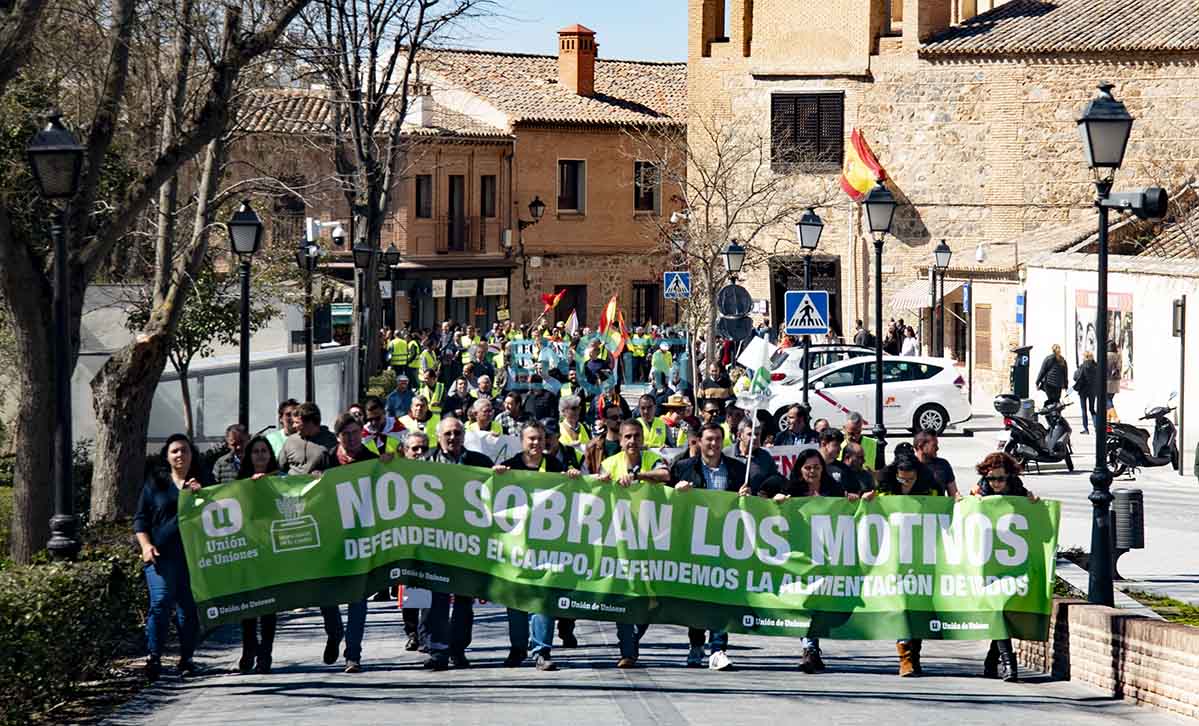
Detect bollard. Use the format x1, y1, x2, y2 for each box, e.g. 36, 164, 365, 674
1109, 488, 1145, 580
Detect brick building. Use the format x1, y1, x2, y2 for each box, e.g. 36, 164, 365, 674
687, 0, 1199, 394
242, 25, 686, 332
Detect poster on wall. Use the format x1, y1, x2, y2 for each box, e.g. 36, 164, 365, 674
452, 279, 478, 298
483, 277, 508, 296
432, 279, 446, 298
1074, 290, 1133, 389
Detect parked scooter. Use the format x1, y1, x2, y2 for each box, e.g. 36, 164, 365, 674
1106, 394, 1179, 478
993, 394, 1074, 473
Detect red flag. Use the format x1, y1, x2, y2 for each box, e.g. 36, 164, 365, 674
599, 294, 618, 333
840, 128, 887, 202
541, 289, 566, 314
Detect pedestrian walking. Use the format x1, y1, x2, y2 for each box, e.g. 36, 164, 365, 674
1105, 340, 1122, 417
133, 434, 211, 681
972, 452, 1039, 682
235, 436, 281, 674
1035, 344, 1068, 404
900, 326, 918, 356
1072, 350, 1099, 433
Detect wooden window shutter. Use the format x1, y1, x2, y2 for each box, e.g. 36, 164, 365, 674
771, 95, 795, 168
818, 95, 844, 166
975, 304, 992, 370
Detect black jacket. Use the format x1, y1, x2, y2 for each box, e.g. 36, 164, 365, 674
765, 462, 846, 498
1073, 359, 1099, 393
1036, 354, 1067, 391
425, 446, 494, 468
669, 454, 747, 492
133, 467, 214, 560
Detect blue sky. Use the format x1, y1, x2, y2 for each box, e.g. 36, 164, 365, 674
457, 1, 688, 62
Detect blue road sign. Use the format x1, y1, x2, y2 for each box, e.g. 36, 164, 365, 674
783, 290, 830, 336
1016, 293, 1025, 325
663, 271, 691, 300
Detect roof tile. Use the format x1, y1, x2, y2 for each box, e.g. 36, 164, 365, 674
921, 0, 1199, 56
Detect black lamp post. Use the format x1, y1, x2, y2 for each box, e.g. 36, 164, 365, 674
228, 201, 264, 430
796, 208, 824, 404
27, 111, 84, 560
932, 239, 952, 356
863, 181, 897, 461
1077, 82, 1134, 608
382, 243, 401, 330
352, 241, 375, 399
516, 197, 546, 290
295, 241, 321, 402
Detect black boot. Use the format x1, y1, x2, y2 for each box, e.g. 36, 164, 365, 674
982, 641, 999, 679
911, 639, 923, 675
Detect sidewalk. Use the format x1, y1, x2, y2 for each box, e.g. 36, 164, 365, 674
102, 603, 1185, 725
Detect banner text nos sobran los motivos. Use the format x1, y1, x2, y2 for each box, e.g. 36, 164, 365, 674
179, 458, 1060, 640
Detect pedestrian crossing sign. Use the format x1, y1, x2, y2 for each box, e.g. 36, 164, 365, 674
663, 271, 691, 300
784, 290, 830, 335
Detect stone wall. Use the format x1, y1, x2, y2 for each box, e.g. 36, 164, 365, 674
514, 251, 682, 328
1016, 598, 1199, 721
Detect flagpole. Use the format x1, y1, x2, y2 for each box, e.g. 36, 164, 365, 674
742, 404, 757, 493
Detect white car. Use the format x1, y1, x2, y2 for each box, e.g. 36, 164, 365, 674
766, 355, 971, 434
768, 344, 874, 386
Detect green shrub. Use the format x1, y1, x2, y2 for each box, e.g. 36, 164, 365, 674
0, 527, 145, 724
0, 487, 10, 562
367, 369, 396, 398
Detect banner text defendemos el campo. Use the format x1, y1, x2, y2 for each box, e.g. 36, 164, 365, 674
332, 469, 1035, 569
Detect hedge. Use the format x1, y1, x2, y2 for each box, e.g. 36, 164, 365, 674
0, 532, 145, 724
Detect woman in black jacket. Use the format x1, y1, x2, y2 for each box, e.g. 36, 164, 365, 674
1035, 344, 1068, 404
235, 436, 281, 674
133, 433, 211, 681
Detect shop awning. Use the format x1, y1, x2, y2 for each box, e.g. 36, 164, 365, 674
889, 279, 964, 311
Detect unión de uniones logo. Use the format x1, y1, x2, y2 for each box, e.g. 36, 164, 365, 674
929, 619, 942, 632
201, 499, 243, 537
557, 596, 571, 609
742, 614, 756, 627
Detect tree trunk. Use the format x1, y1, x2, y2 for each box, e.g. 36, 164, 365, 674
8, 331, 54, 563
178, 363, 194, 439
88, 334, 170, 521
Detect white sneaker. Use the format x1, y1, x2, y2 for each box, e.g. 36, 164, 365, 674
709, 651, 732, 671
686, 646, 705, 667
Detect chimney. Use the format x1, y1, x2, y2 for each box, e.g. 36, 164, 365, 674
557, 24, 597, 97
404, 64, 434, 128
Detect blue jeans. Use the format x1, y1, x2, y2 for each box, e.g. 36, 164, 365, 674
688, 628, 728, 653
507, 609, 555, 657
321, 600, 368, 661
144, 560, 199, 660
801, 636, 820, 652
616, 623, 649, 659
420, 592, 475, 658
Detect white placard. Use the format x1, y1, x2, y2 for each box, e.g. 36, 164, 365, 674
483, 277, 508, 296
432, 279, 446, 298
452, 279, 478, 298
379, 280, 393, 298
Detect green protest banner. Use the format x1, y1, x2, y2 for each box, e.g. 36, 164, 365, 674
179, 458, 1060, 640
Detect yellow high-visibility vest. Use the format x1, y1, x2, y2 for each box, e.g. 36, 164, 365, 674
389, 338, 412, 366
559, 419, 590, 446
601, 450, 663, 480
419, 382, 446, 413
467, 420, 502, 434
638, 416, 668, 448
399, 414, 440, 434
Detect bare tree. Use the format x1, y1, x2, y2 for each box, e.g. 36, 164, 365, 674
291, 0, 496, 382
627, 112, 838, 360
0, 0, 312, 560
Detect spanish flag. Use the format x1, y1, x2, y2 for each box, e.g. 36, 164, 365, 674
598, 295, 627, 358
840, 128, 886, 202
541, 289, 566, 314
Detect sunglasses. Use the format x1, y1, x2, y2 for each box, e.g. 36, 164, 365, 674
407, 445, 428, 453
984, 474, 1007, 481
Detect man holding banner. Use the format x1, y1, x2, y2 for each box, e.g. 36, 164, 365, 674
419, 418, 493, 670
669, 423, 749, 670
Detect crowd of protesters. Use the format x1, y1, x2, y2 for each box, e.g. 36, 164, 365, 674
133, 317, 1038, 685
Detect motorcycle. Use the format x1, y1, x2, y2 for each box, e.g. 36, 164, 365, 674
1106, 394, 1179, 477
993, 394, 1074, 473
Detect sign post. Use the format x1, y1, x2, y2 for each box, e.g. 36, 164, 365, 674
1174, 296, 1186, 476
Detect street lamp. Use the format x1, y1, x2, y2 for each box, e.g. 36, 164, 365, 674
382, 243, 401, 330
863, 181, 897, 461
27, 111, 84, 560
228, 200, 263, 430
295, 241, 321, 402
932, 239, 952, 357
352, 241, 376, 399
723, 240, 746, 277
515, 197, 546, 290
1077, 82, 1134, 609
796, 208, 824, 405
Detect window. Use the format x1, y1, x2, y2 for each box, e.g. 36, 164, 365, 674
415, 174, 433, 218
975, 305, 992, 370
819, 362, 868, 388
558, 160, 586, 213
480, 175, 497, 218
771, 93, 844, 172
633, 161, 660, 214
871, 361, 942, 383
